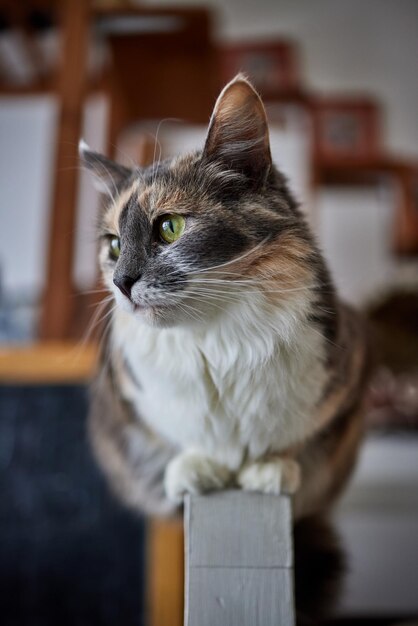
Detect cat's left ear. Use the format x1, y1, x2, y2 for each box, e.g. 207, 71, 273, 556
79, 140, 132, 195
202, 75, 272, 185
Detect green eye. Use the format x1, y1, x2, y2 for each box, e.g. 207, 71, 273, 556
159, 214, 186, 243
109, 236, 120, 259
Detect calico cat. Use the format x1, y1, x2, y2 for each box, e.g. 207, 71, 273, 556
80, 75, 370, 519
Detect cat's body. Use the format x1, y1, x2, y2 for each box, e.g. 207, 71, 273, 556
83, 76, 370, 519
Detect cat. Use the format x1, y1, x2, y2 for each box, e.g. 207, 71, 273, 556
80, 75, 370, 519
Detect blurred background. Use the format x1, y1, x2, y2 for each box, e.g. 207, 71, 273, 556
0, 1, 417, 625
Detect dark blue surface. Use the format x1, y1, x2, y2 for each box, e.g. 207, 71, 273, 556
0, 385, 145, 626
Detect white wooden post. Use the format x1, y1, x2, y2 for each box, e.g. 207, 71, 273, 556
184, 490, 295, 626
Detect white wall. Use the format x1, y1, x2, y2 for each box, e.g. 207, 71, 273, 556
317, 185, 398, 304
0, 97, 57, 298
74, 95, 108, 291
0, 95, 107, 299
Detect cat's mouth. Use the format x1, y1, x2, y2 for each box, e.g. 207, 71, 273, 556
114, 286, 179, 322
131, 300, 175, 318
129, 299, 187, 328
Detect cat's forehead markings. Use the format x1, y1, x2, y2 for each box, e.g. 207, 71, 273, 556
140, 182, 187, 220
104, 181, 139, 234
137, 186, 153, 215
155, 189, 185, 216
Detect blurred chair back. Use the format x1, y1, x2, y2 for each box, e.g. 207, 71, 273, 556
102, 7, 218, 158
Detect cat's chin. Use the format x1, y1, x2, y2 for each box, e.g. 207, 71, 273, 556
130, 302, 200, 329
130, 304, 172, 328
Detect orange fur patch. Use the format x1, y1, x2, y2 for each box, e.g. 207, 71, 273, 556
228, 234, 314, 307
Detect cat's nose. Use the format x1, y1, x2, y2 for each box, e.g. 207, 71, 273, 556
113, 274, 138, 299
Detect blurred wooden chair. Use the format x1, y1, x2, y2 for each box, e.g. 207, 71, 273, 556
102, 6, 218, 156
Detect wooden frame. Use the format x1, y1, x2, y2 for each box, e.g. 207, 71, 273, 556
39, 0, 91, 339
312, 97, 381, 164
103, 6, 217, 155
393, 164, 418, 255
220, 40, 300, 100
148, 517, 184, 626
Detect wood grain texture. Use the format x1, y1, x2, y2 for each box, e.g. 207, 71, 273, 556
184, 491, 295, 626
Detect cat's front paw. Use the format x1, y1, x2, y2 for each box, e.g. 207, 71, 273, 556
164, 451, 232, 504
237, 457, 301, 495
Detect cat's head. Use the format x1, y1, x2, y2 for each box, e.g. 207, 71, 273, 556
81, 75, 314, 328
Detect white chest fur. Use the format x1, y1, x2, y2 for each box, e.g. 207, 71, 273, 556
112, 296, 328, 471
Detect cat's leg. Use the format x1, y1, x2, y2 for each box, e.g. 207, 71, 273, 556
164, 450, 232, 504
237, 457, 301, 495
89, 364, 178, 516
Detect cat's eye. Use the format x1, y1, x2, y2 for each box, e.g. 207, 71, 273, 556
109, 236, 121, 260
159, 214, 186, 243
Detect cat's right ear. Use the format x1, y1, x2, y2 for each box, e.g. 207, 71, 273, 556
202, 75, 272, 186
79, 140, 132, 196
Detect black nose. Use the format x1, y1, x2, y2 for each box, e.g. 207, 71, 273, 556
113, 274, 138, 299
